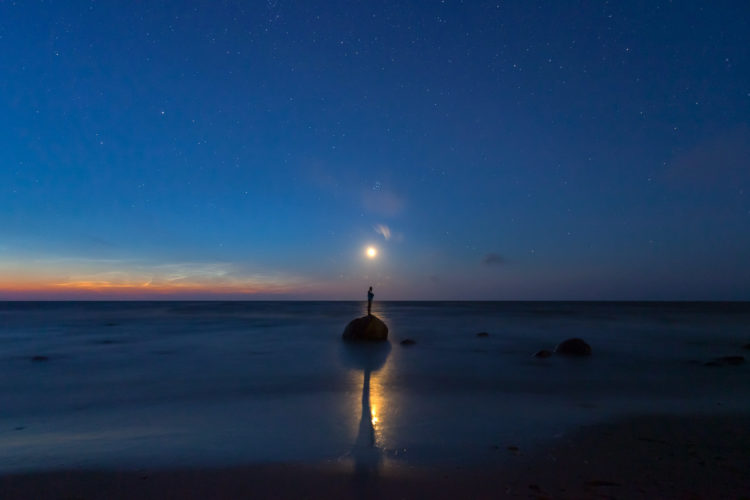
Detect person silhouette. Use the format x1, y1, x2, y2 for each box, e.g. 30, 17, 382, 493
367, 286, 374, 316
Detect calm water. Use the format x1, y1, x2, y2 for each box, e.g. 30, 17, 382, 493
1, 301, 749, 473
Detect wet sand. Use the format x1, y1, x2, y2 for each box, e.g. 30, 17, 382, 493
2, 413, 748, 499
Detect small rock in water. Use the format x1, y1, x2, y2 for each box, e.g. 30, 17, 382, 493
476, 332, 489, 337
743, 343, 750, 350
704, 356, 745, 367
717, 356, 745, 365
31, 355, 49, 362
554, 338, 592, 356
533, 349, 553, 358
400, 338, 416, 346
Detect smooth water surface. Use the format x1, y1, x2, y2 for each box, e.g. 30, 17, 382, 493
1, 301, 749, 472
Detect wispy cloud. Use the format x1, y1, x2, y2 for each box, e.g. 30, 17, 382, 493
482, 253, 505, 266
373, 224, 391, 241
362, 188, 405, 216
668, 126, 750, 186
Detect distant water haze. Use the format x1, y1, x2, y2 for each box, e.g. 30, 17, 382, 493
1, 301, 749, 473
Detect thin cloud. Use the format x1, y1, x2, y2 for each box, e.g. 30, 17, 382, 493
374, 224, 391, 240
482, 253, 505, 266
668, 126, 750, 186
362, 188, 405, 216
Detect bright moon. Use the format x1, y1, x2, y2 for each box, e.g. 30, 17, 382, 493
366, 246, 377, 258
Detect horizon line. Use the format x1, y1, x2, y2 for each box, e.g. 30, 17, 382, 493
0, 298, 748, 303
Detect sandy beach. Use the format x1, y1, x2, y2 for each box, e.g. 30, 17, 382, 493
3, 413, 749, 499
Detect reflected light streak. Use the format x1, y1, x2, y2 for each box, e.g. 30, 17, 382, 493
368, 374, 387, 437
346, 355, 391, 448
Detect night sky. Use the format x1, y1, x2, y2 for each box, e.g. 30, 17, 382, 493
1, 1, 749, 300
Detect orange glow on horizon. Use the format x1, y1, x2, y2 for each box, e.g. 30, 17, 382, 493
0, 277, 299, 298
0, 258, 374, 299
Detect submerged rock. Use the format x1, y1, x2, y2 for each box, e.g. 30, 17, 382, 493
707, 356, 746, 366
31, 355, 49, 362
400, 338, 416, 346
744, 343, 750, 350
476, 332, 489, 337
533, 349, 553, 358
586, 480, 621, 487
554, 338, 592, 356
342, 315, 389, 341
719, 356, 745, 365
703, 356, 745, 367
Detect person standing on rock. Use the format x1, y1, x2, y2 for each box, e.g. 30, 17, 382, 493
367, 286, 374, 316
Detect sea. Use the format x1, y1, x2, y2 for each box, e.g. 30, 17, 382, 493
1, 301, 749, 473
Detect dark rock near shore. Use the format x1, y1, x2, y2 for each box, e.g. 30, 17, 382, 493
533, 349, 553, 358
31, 355, 49, 362
342, 315, 388, 341
400, 338, 416, 346
476, 332, 489, 337
743, 343, 750, 350
554, 338, 592, 356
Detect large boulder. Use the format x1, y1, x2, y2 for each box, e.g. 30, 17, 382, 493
342, 315, 389, 342
554, 338, 592, 356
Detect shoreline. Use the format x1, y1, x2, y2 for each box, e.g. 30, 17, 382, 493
3, 412, 749, 499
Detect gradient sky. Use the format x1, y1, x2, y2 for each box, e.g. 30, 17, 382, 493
1, 1, 749, 300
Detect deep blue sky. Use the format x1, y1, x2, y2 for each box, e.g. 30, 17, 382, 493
1, 1, 749, 299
